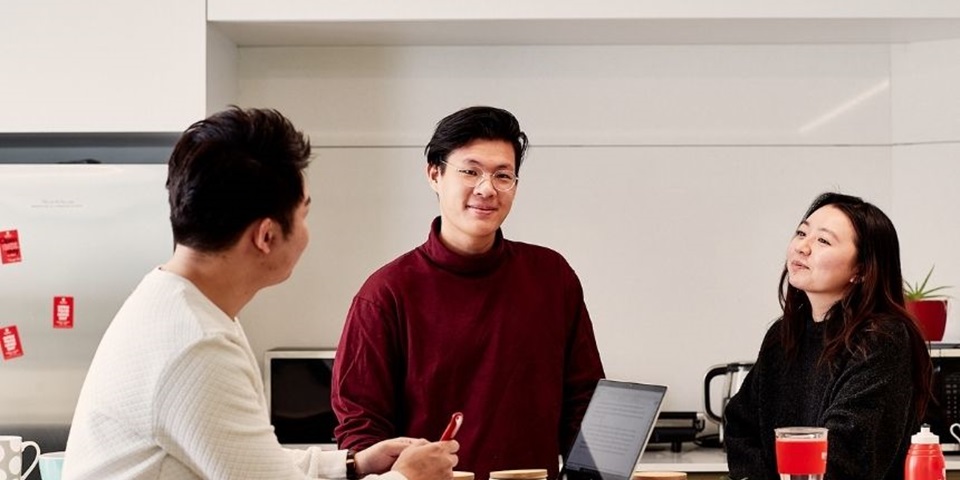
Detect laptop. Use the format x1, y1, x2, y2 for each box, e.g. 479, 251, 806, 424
560, 379, 668, 480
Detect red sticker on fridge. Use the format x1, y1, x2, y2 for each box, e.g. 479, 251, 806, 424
1, 325, 24, 360
53, 296, 75, 329
0, 229, 22, 264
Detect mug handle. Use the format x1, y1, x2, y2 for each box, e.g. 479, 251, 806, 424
951, 423, 960, 445
20, 441, 40, 478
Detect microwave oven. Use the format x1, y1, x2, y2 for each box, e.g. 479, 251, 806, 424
264, 348, 338, 447
926, 344, 960, 452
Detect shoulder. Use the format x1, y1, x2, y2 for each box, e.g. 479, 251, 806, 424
759, 317, 785, 349
854, 315, 918, 360
157, 332, 253, 397
835, 315, 919, 369
506, 239, 574, 270
359, 247, 422, 289
857, 315, 914, 346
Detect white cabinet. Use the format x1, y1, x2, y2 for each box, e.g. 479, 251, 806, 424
0, 0, 207, 133
207, 0, 960, 46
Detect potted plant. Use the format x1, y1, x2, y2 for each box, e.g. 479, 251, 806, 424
904, 266, 952, 342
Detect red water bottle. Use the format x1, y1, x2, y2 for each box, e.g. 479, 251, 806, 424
905, 424, 945, 480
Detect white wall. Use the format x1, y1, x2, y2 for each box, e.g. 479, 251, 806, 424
891, 38, 960, 339
236, 44, 907, 414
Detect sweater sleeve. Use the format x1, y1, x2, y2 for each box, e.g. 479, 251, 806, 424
559, 269, 606, 454
332, 295, 402, 451
283, 449, 409, 480
724, 370, 768, 480
818, 323, 916, 480
154, 335, 344, 479
724, 323, 779, 480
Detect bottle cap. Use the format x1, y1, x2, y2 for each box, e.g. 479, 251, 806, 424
911, 424, 940, 445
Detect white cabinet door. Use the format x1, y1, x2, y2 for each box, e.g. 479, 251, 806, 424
0, 0, 206, 133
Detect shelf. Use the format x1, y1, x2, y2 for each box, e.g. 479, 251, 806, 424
208, 0, 960, 46
0, 133, 178, 164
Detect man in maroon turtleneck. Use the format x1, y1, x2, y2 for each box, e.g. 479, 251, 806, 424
332, 106, 605, 480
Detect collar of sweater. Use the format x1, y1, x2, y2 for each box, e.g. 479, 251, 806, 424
418, 216, 507, 276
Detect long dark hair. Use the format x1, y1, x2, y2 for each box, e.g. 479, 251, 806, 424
778, 192, 932, 418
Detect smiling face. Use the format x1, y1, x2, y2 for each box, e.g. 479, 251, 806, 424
786, 205, 860, 316
427, 139, 517, 255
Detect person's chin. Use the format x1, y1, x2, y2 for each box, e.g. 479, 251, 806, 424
460, 221, 498, 239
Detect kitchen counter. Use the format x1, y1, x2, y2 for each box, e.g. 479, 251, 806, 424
637, 445, 727, 472
636, 444, 960, 473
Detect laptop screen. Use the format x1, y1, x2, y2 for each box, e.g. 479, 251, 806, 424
562, 380, 668, 480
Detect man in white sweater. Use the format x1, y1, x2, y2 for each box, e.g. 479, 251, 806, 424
63, 107, 459, 480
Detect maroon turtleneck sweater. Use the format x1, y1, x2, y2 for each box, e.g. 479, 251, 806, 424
332, 217, 605, 480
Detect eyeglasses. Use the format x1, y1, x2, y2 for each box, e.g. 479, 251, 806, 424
440, 161, 519, 192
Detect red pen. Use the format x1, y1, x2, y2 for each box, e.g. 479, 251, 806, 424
440, 412, 464, 441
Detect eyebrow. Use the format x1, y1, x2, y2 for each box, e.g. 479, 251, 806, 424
800, 220, 839, 240
460, 158, 516, 172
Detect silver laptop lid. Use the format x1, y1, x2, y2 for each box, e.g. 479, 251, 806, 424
562, 379, 668, 480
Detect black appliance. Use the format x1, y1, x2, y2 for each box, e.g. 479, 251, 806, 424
264, 348, 338, 446
926, 343, 960, 453
648, 411, 705, 452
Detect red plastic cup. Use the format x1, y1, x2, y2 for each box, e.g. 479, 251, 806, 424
775, 427, 828, 479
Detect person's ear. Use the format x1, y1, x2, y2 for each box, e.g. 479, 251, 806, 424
427, 163, 441, 192
253, 218, 276, 254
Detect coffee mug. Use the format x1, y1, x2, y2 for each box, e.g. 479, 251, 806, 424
0, 435, 40, 480
38, 452, 64, 480
950, 423, 960, 444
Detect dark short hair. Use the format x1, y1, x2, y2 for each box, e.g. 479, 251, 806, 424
424, 106, 528, 174
166, 106, 311, 252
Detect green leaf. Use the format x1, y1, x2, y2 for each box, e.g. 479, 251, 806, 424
904, 265, 953, 300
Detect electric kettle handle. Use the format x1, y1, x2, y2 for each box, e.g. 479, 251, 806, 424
703, 365, 729, 423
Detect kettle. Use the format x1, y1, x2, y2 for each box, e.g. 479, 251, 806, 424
703, 362, 754, 444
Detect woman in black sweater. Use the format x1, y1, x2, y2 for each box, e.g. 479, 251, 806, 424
725, 192, 932, 480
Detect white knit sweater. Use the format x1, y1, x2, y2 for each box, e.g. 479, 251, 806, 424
64, 268, 405, 480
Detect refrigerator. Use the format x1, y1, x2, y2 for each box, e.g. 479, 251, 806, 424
0, 164, 172, 425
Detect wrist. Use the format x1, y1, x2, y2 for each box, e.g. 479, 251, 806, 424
346, 449, 359, 480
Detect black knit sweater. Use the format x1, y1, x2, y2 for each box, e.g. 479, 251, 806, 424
725, 316, 918, 480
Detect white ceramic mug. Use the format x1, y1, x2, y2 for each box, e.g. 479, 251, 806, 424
950, 423, 960, 444
0, 435, 40, 480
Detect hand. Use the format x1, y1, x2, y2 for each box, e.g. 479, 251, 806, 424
355, 437, 428, 475
391, 440, 459, 480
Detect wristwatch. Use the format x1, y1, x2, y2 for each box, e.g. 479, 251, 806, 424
345, 449, 359, 480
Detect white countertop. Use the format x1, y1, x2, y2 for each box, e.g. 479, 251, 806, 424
637, 445, 727, 472
636, 444, 960, 472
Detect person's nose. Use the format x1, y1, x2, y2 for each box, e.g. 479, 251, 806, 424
794, 237, 811, 255
473, 173, 497, 196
